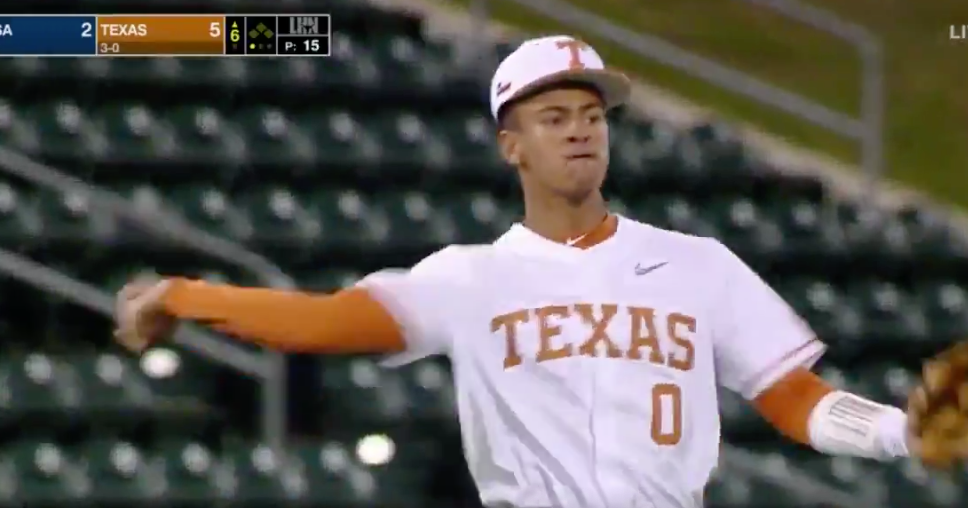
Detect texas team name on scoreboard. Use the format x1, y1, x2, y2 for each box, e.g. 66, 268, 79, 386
0, 14, 331, 56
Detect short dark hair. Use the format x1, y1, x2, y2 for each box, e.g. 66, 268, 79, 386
495, 80, 604, 131
496, 104, 517, 131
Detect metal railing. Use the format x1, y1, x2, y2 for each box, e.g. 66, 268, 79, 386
473, 0, 884, 203
468, 0, 884, 504
0, 146, 294, 454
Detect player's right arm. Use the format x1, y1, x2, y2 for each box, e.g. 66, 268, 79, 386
113, 247, 466, 360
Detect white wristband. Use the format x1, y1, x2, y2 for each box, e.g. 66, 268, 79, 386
807, 391, 909, 460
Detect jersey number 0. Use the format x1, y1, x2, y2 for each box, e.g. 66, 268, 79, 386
651, 383, 682, 445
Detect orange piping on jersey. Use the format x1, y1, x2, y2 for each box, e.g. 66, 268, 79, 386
161, 279, 407, 354
553, 213, 618, 249
741, 337, 821, 396
753, 367, 834, 444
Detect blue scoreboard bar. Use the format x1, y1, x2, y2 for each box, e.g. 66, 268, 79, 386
0, 16, 97, 56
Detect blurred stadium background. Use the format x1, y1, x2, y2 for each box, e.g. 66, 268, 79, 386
1, 0, 967, 507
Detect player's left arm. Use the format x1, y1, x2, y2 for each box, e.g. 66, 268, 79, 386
709, 241, 909, 461
752, 367, 909, 460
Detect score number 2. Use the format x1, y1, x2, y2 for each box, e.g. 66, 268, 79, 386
81, 22, 92, 37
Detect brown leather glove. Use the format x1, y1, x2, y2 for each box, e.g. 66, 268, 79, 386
113, 274, 179, 352
907, 341, 968, 468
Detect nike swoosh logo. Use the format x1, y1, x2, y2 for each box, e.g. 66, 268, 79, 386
635, 262, 668, 276
565, 235, 587, 246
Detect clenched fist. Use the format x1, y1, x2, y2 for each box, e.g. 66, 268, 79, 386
114, 274, 179, 353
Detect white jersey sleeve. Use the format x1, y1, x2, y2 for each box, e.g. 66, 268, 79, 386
355, 246, 469, 366
709, 241, 826, 399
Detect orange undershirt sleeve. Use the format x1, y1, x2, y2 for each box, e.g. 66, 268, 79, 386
752, 366, 835, 444
161, 278, 407, 354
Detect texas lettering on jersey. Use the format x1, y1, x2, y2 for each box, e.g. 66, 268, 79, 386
490, 303, 696, 371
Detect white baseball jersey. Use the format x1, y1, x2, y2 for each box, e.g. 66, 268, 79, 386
358, 215, 825, 508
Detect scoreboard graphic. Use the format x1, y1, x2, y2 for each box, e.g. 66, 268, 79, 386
0, 14, 332, 56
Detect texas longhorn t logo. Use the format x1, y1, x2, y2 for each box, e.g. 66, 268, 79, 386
555, 39, 589, 69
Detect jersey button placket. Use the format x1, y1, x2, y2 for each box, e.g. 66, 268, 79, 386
583, 252, 622, 506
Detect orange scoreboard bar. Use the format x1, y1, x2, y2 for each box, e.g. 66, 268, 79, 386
0, 14, 331, 56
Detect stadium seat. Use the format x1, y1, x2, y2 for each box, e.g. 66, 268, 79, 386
0, 440, 82, 502
156, 440, 221, 502
165, 184, 253, 242
221, 442, 292, 503
1, 354, 70, 415
320, 357, 456, 425
706, 196, 783, 255
916, 280, 968, 341
0, 179, 39, 249
238, 187, 322, 252
82, 439, 156, 502
96, 103, 171, 167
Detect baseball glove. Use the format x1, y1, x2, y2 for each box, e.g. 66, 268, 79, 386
907, 341, 968, 468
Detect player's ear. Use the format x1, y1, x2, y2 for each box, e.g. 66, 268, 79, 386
497, 129, 522, 167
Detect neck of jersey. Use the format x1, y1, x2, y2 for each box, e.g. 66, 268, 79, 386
534, 213, 618, 250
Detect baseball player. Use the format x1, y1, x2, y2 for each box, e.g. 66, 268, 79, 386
115, 36, 968, 508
